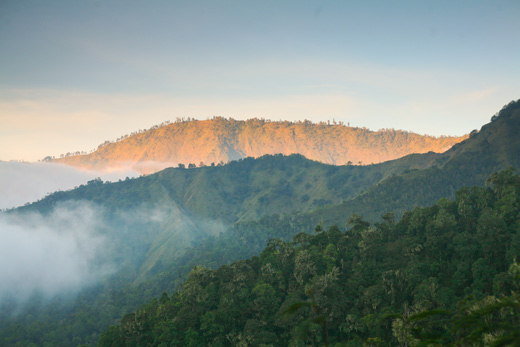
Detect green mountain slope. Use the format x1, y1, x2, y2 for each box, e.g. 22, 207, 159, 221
96, 170, 520, 347
126, 98, 520, 305
26, 153, 437, 223
18, 153, 434, 284
313, 99, 520, 224
138, 100, 520, 302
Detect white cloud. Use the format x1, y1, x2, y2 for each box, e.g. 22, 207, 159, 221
0, 161, 138, 210
0, 202, 111, 304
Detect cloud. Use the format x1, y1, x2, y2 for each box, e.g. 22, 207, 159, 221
0, 162, 229, 312
0, 161, 139, 210
0, 198, 227, 308
449, 87, 499, 104
0, 202, 112, 304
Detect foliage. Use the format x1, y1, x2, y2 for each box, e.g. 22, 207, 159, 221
96, 169, 520, 346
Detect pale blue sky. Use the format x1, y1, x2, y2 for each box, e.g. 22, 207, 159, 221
1, 0, 519, 161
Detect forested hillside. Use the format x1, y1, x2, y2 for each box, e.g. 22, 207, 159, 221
52, 117, 465, 173
0, 100, 518, 346
97, 169, 520, 346
23, 152, 438, 224
1, 154, 435, 347
312, 99, 520, 223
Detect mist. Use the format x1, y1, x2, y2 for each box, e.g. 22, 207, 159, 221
0, 161, 139, 210
0, 202, 113, 305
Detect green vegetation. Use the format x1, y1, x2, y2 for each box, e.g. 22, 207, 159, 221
312, 99, 520, 223
0, 99, 518, 346
96, 169, 520, 346
21, 154, 412, 223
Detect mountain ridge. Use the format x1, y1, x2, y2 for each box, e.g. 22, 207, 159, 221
52, 117, 466, 173
311, 99, 520, 223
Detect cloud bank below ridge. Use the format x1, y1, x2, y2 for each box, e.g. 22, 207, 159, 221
0, 161, 139, 210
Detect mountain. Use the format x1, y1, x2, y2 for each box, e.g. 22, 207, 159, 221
312, 99, 520, 223
15, 99, 520, 287
1, 99, 518, 346
93, 101, 520, 346
157, 99, 520, 288
97, 170, 520, 346
16, 153, 435, 284
26, 152, 438, 224
52, 117, 466, 173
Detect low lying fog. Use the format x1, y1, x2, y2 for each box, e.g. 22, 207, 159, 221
0, 161, 226, 308
0, 200, 225, 309
0, 202, 112, 304
0, 161, 139, 210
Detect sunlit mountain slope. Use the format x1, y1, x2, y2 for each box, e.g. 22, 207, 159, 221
53, 118, 466, 173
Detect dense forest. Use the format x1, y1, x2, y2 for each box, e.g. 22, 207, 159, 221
96, 169, 520, 346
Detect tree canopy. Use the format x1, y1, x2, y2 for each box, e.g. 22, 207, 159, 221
96, 169, 520, 346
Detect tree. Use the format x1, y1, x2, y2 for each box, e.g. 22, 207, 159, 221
348, 213, 370, 235
283, 288, 330, 347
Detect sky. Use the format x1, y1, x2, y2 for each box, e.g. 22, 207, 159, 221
1, 0, 519, 162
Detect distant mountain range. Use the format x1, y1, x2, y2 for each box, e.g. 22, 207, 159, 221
53, 117, 466, 173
